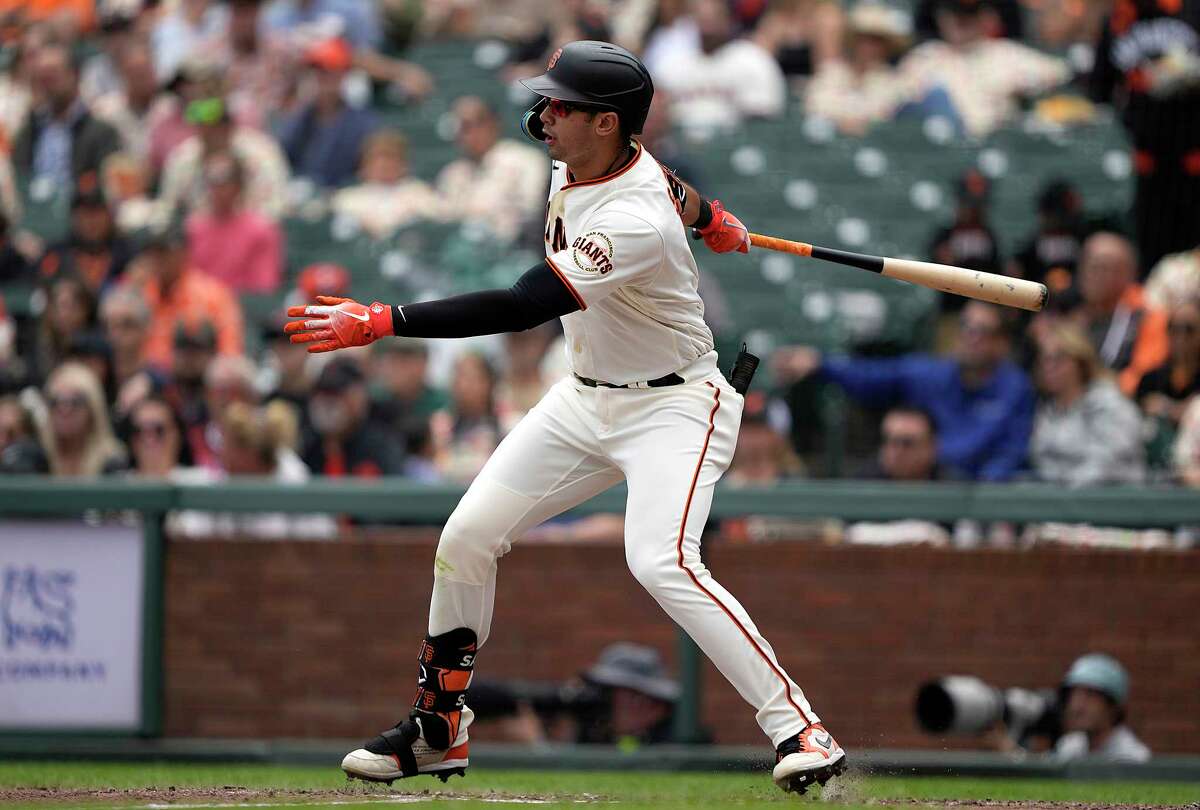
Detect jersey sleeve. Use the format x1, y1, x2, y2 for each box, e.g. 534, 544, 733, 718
545, 208, 665, 310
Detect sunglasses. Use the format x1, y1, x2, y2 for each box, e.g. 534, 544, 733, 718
546, 98, 602, 118
132, 422, 169, 439
49, 393, 88, 411
882, 434, 923, 449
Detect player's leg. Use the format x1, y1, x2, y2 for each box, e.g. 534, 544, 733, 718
610, 379, 845, 793
343, 379, 622, 784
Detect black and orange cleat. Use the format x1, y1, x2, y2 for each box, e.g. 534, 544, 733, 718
772, 722, 847, 794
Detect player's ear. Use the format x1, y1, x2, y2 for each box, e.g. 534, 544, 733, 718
593, 111, 621, 138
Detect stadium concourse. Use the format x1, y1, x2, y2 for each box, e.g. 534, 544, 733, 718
1, 0, 1199, 800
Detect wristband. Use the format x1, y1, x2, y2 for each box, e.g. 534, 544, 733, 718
694, 197, 714, 230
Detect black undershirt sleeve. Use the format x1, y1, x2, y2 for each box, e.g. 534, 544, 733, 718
390, 261, 581, 339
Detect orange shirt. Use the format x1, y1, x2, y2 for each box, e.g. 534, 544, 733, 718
135, 269, 245, 370
0, 0, 95, 32
1118, 284, 1168, 396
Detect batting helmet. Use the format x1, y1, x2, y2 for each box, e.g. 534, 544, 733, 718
1062, 653, 1130, 705
519, 41, 654, 143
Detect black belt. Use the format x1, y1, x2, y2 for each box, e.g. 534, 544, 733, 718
574, 372, 685, 389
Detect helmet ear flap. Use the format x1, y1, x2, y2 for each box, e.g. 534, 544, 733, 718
521, 98, 548, 143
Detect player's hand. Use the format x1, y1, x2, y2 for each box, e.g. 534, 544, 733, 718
285, 296, 394, 353
698, 199, 750, 254
772, 346, 821, 383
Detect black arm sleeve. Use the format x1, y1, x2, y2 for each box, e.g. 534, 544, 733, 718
390, 261, 581, 339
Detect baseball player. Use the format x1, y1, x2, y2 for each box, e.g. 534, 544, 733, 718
286, 41, 846, 794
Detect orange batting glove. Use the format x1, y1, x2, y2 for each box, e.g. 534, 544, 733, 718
284, 295, 394, 353
698, 199, 750, 254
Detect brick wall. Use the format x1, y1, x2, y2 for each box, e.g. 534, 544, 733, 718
164, 538, 1200, 752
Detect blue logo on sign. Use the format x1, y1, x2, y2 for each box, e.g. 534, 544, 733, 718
1, 567, 75, 651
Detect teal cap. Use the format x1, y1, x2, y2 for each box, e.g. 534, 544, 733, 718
1063, 653, 1129, 705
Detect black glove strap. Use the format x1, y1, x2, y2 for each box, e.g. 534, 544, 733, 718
693, 197, 714, 230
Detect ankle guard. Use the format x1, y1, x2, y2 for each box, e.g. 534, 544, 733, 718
413, 628, 476, 750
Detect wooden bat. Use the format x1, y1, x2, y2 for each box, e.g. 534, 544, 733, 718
749, 233, 1047, 312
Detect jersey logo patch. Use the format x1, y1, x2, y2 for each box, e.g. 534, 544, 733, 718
572, 231, 614, 275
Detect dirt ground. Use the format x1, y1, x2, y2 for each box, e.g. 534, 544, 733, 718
0, 787, 1196, 808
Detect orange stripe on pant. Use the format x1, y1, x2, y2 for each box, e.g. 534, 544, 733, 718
674, 382, 813, 728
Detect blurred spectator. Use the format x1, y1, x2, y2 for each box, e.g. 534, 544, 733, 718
774, 301, 1035, 481
496, 324, 558, 428
164, 320, 218, 448
189, 354, 260, 470
1071, 232, 1167, 396
0, 23, 52, 146
0, 151, 20, 227
914, 0, 1023, 41
145, 56, 223, 176
0, 394, 37, 467
276, 38, 376, 189
865, 406, 957, 481
35, 274, 97, 383
655, 0, 797, 134
1090, 0, 1200, 269
0, 211, 31, 283
928, 169, 1001, 285
430, 353, 502, 483
302, 359, 406, 477
0, 296, 16, 386
500, 0, 613, 84
262, 0, 433, 101
435, 96, 548, 244
1054, 654, 1150, 763
898, 0, 1069, 137
727, 391, 803, 486
172, 400, 337, 539
579, 642, 679, 745
1030, 324, 1145, 486
1009, 180, 1088, 302
368, 337, 447, 442
637, 93, 704, 189
1174, 397, 1200, 487
13, 43, 122, 191
152, 0, 229, 84
91, 39, 164, 161
186, 152, 283, 293
79, 7, 138, 105
1144, 243, 1200, 311
37, 187, 135, 295
159, 96, 290, 220
805, 3, 912, 136
642, 0, 699, 76
219, 0, 297, 129
126, 394, 190, 479
262, 318, 316, 414
1137, 299, 1200, 468
102, 152, 166, 234
98, 287, 150, 376
21, 362, 126, 476
329, 129, 437, 238
63, 330, 116, 405
131, 223, 244, 370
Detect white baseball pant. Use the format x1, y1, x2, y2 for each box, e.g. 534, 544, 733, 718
426, 355, 819, 746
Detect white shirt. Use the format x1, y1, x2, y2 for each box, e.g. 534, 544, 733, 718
544, 142, 714, 385
1053, 726, 1151, 763
655, 39, 787, 134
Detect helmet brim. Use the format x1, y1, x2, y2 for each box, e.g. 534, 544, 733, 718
519, 74, 614, 107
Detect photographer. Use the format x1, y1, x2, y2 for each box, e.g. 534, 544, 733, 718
1053, 654, 1150, 763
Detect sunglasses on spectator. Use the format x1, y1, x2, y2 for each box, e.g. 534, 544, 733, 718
546, 98, 603, 118
959, 320, 999, 337
1168, 321, 1199, 336
132, 421, 170, 439
49, 393, 88, 411
882, 433, 924, 449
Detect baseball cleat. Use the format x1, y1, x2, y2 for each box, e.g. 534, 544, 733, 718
772, 722, 847, 794
341, 707, 472, 785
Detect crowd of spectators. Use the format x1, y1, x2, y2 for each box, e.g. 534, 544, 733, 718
0, 0, 1197, 543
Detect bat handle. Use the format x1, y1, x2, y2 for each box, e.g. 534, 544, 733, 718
749, 233, 813, 258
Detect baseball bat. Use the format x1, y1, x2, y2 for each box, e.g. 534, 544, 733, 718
749, 233, 1047, 312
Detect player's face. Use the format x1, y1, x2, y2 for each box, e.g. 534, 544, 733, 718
539, 99, 611, 164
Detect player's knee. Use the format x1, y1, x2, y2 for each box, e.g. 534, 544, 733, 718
435, 510, 502, 585
625, 545, 675, 595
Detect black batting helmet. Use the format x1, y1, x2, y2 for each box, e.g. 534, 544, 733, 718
519, 41, 654, 143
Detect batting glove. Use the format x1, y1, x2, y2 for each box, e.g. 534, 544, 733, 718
698, 199, 750, 254
285, 296, 394, 353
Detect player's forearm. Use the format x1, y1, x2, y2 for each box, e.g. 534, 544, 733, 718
392, 261, 581, 339
679, 179, 712, 229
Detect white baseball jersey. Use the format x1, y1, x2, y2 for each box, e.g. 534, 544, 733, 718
543, 141, 714, 385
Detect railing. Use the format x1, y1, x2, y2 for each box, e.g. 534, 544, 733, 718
2, 477, 1198, 742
